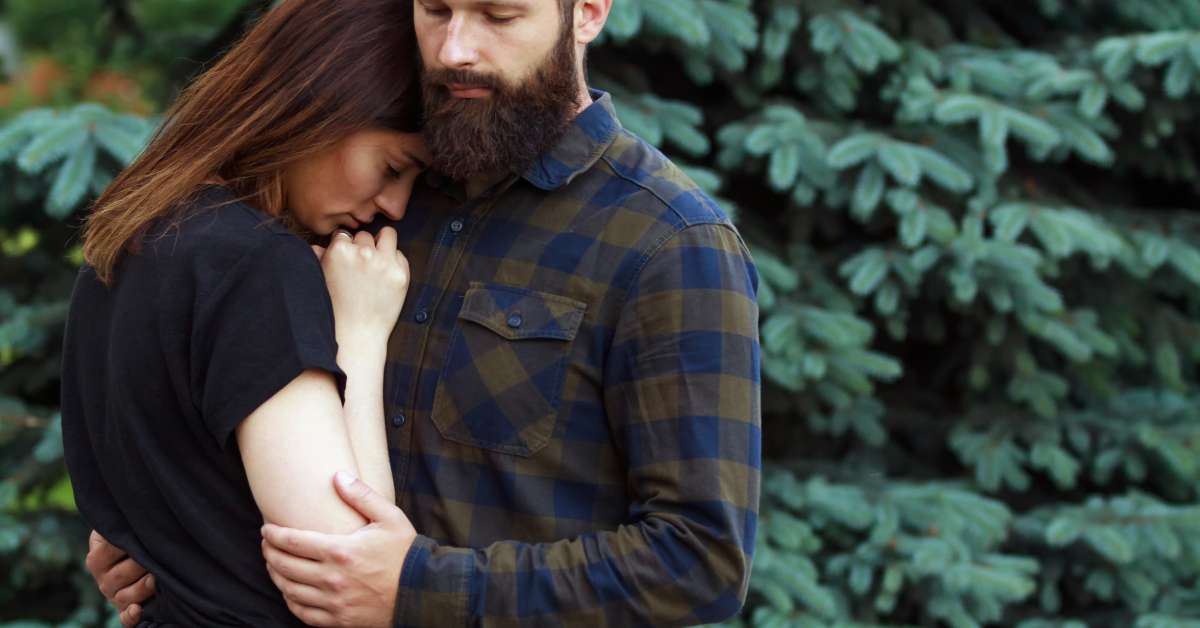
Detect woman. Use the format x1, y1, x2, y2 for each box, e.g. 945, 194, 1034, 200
60, 0, 425, 624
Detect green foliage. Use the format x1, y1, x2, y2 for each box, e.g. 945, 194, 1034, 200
1, 0, 1199, 626
0, 104, 154, 216
597, 1, 1200, 626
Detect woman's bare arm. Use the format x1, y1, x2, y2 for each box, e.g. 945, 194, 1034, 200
239, 228, 406, 533
318, 228, 408, 505
337, 339, 396, 505
236, 369, 366, 534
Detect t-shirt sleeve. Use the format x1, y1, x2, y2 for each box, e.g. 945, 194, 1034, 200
189, 234, 345, 450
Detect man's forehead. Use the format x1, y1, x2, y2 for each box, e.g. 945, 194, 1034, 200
423, 0, 542, 8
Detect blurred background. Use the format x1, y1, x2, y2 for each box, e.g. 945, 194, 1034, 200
1, 1, 1199, 626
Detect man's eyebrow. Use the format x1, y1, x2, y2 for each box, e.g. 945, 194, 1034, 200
472, 0, 532, 10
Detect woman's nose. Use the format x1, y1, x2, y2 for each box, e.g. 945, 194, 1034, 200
377, 177, 416, 221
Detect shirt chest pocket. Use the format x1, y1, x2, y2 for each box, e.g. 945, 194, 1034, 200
431, 284, 586, 457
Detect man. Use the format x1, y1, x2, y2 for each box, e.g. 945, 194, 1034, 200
86, 0, 762, 624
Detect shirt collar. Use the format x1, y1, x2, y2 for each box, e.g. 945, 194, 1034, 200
520, 89, 621, 191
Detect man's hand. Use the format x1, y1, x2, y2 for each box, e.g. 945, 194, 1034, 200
85, 530, 156, 627
261, 471, 417, 628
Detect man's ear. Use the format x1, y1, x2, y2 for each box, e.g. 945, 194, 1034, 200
573, 0, 612, 46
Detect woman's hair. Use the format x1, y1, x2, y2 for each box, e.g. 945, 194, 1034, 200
83, 0, 420, 284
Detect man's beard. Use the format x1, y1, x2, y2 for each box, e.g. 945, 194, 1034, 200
420, 28, 580, 182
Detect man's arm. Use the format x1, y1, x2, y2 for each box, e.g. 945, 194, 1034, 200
263, 222, 762, 626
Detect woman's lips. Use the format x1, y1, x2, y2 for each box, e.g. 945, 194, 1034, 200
447, 84, 493, 99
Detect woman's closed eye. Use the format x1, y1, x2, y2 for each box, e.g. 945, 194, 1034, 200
420, 2, 450, 19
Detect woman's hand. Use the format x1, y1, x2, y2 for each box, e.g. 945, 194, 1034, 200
313, 226, 409, 349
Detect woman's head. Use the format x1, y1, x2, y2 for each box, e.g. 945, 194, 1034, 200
282, 128, 428, 235
84, 0, 423, 283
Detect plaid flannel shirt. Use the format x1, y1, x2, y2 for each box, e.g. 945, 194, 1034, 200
383, 90, 761, 627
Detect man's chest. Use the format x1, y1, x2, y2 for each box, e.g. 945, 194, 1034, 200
378, 184, 653, 528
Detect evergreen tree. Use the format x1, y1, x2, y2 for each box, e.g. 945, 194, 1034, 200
1, 1, 1198, 626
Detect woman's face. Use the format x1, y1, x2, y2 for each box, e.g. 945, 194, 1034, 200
282, 129, 429, 235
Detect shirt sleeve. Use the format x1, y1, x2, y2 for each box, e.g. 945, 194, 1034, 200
190, 234, 346, 450
393, 222, 762, 626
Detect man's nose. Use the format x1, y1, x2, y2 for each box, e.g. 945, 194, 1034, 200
438, 15, 480, 68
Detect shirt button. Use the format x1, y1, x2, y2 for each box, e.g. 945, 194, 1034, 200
414, 309, 429, 324
391, 413, 407, 428
507, 312, 523, 329
449, 219, 464, 233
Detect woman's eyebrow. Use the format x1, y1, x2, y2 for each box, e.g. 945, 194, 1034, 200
402, 149, 430, 169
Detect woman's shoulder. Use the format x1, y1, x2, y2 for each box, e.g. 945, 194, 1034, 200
113, 186, 319, 304
151, 185, 294, 245
141, 186, 310, 267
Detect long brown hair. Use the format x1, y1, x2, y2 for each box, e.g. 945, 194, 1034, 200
83, 0, 419, 284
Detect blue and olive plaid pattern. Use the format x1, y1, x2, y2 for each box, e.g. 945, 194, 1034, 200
382, 91, 761, 626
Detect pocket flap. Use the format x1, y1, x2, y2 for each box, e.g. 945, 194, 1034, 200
457, 284, 586, 341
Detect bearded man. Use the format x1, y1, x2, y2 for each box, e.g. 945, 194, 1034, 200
87, 0, 761, 625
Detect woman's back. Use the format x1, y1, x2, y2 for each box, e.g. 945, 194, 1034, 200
62, 187, 340, 626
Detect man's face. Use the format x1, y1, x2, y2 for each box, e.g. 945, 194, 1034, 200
414, 0, 582, 181
414, 0, 570, 91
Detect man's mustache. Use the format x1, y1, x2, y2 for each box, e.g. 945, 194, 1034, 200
422, 68, 505, 92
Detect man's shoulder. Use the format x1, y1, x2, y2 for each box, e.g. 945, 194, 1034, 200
583, 129, 733, 233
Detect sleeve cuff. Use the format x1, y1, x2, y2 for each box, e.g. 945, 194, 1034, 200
393, 535, 474, 628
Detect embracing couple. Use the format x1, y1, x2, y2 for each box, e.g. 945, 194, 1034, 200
61, 0, 762, 625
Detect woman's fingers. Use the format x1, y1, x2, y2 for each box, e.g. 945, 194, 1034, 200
325, 231, 354, 256
374, 226, 397, 253
353, 230, 375, 248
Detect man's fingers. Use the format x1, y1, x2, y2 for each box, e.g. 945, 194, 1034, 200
284, 598, 337, 628
113, 573, 155, 609
266, 564, 331, 610
85, 530, 125, 575
262, 539, 326, 586
261, 524, 334, 561
118, 603, 142, 628
98, 557, 148, 600
375, 226, 397, 252
311, 244, 326, 259
88, 529, 105, 552
333, 469, 403, 524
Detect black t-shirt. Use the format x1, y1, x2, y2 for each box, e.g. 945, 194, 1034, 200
61, 187, 345, 626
